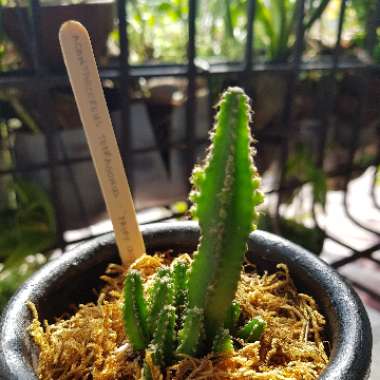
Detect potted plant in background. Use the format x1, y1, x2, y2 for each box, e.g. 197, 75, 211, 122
0, 87, 56, 313
0, 87, 372, 379
0, 179, 56, 313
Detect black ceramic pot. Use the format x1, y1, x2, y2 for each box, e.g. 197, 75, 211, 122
0, 222, 372, 379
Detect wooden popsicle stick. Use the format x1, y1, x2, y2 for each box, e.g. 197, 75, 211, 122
59, 20, 145, 265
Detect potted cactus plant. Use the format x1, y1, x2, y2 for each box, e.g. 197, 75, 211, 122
121, 88, 265, 377
0, 88, 372, 379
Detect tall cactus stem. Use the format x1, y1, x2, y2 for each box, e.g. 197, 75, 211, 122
186, 87, 264, 343
122, 87, 265, 366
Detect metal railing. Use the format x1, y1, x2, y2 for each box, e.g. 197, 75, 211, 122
0, 0, 380, 297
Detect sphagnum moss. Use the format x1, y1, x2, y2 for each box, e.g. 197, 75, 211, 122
28, 255, 328, 379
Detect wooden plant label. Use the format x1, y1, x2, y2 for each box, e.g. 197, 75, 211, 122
59, 21, 145, 265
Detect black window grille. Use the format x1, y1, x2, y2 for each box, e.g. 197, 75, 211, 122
0, 0, 379, 298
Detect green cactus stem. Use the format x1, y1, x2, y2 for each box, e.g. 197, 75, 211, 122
123, 270, 149, 350
147, 269, 174, 336
238, 317, 266, 342
155, 266, 171, 279
183, 87, 264, 350
172, 259, 189, 309
177, 306, 204, 356
224, 301, 241, 333
150, 305, 177, 367
212, 328, 234, 354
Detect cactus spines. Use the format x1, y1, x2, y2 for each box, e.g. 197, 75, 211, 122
177, 306, 204, 356
155, 266, 171, 279
147, 271, 174, 336
187, 87, 264, 342
122, 87, 266, 373
172, 259, 189, 309
238, 317, 266, 342
123, 270, 149, 350
150, 305, 177, 367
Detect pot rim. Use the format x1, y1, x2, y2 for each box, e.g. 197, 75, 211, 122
0, 221, 372, 380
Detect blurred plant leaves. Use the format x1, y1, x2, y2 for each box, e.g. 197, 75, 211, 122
286, 143, 327, 208
258, 212, 325, 254
123, 0, 331, 63
0, 179, 56, 265
0, 179, 56, 310
0, 254, 46, 312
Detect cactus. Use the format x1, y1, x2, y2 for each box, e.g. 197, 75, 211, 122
238, 318, 266, 342
177, 306, 205, 356
122, 87, 265, 374
224, 301, 241, 333
212, 328, 234, 354
180, 87, 264, 352
150, 305, 177, 366
172, 259, 189, 309
123, 270, 149, 350
147, 269, 174, 336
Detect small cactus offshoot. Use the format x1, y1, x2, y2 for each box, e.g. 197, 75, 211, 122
122, 87, 265, 376
238, 317, 267, 342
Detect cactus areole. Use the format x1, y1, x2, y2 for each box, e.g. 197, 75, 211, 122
123, 87, 265, 374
